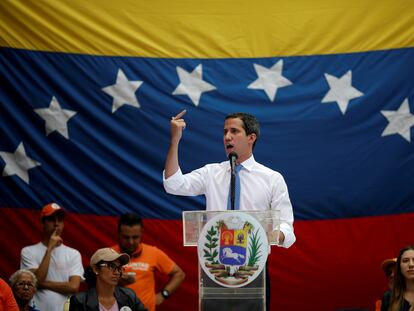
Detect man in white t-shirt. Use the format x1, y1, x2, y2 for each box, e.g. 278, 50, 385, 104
20, 203, 84, 311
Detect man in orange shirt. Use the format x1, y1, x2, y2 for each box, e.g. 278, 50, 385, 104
112, 213, 185, 311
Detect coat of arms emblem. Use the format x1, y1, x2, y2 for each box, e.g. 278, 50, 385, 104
198, 212, 268, 288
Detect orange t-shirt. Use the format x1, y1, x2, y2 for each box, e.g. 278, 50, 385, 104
0, 278, 19, 311
112, 243, 176, 311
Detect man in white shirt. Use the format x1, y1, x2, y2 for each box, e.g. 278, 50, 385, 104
163, 111, 295, 310
20, 203, 84, 311
163, 111, 295, 247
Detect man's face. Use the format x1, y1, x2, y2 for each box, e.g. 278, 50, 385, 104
42, 213, 64, 237
118, 224, 142, 255
401, 249, 414, 281
223, 117, 256, 162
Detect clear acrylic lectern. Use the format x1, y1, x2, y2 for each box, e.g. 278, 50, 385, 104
182, 210, 280, 311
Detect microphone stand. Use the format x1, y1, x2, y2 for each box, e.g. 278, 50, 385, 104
228, 152, 238, 210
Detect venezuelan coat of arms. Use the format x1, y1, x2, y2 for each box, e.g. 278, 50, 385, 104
198, 212, 268, 288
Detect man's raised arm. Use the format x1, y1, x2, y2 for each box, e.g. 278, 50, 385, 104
164, 109, 186, 179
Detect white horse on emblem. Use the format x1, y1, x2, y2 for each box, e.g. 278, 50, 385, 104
222, 247, 245, 263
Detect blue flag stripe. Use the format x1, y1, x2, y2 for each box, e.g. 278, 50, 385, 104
0, 47, 413, 220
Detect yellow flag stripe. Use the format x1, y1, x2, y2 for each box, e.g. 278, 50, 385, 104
1, 0, 413, 58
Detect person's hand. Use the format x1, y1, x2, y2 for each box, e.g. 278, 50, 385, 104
170, 110, 187, 143
48, 229, 63, 249
120, 272, 136, 285
267, 230, 285, 245
155, 292, 165, 305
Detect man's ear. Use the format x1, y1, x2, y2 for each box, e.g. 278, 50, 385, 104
92, 265, 99, 275
248, 133, 257, 145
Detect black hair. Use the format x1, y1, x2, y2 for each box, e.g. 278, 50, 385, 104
83, 266, 96, 288
41, 211, 65, 223
118, 213, 143, 232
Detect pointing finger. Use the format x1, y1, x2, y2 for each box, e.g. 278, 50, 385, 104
172, 109, 187, 120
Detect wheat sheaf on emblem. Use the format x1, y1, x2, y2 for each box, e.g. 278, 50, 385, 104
203, 219, 262, 286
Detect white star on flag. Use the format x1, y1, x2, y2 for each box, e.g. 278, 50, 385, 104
34, 96, 77, 139
0, 142, 41, 184
381, 98, 414, 142
247, 60, 292, 102
172, 64, 216, 106
321, 70, 364, 114
102, 68, 143, 113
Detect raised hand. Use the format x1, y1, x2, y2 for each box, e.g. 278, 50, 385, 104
170, 109, 187, 143
165, 109, 187, 178
48, 228, 63, 249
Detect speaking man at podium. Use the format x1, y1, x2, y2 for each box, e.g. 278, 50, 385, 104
163, 111, 296, 310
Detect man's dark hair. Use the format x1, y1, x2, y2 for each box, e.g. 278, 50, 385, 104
225, 112, 260, 148
41, 211, 65, 223
118, 213, 143, 232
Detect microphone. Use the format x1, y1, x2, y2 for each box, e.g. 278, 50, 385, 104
228, 152, 238, 174
228, 152, 238, 210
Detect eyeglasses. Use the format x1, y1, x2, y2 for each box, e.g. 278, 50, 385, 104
99, 262, 123, 273
16, 282, 35, 289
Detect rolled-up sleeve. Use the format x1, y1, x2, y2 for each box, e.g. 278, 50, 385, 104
163, 167, 206, 196
163, 168, 185, 194
279, 222, 296, 248
272, 174, 296, 248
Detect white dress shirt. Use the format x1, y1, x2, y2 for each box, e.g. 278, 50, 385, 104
163, 155, 296, 248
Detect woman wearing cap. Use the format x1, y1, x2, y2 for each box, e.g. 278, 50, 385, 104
385, 245, 414, 311
69, 248, 147, 311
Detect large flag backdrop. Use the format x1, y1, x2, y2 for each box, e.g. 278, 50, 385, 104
1, 0, 414, 310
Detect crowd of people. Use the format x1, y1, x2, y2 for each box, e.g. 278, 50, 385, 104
0, 203, 185, 311
2, 212, 412, 311
3, 240, 412, 311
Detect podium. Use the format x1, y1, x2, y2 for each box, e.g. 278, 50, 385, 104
182, 210, 280, 311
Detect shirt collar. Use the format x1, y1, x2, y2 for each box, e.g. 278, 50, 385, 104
240, 154, 255, 172
225, 154, 255, 172
130, 243, 143, 258
113, 243, 143, 258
